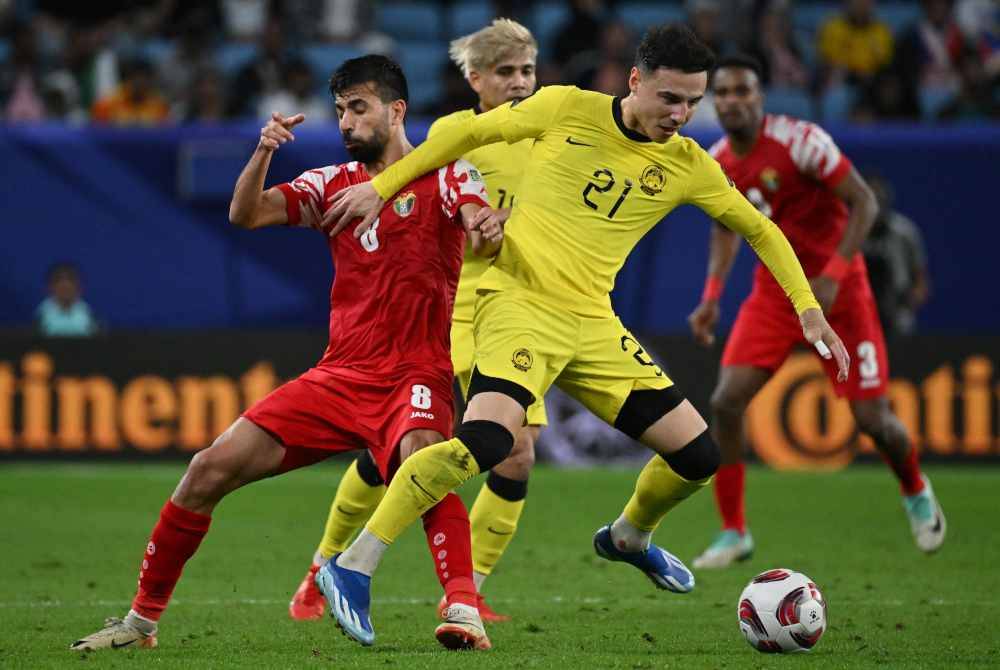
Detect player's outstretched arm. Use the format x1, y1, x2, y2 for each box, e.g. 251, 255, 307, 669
229, 112, 305, 230
688, 223, 742, 346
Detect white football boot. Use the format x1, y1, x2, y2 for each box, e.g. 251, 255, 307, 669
70, 614, 157, 651
904, 475, 946, 553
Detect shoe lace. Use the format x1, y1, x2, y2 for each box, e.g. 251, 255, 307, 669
103, 617, 125, 629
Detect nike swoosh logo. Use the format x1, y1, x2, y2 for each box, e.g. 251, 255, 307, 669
409, 474, 436, 502
336, 505, 359, 516
932, 515, 942, 533
487, 526, 513, 536
111, 639, 137, 649
565, 137, 595, 147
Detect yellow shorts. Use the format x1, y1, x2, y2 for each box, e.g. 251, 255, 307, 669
472, 288, 672, 426
451, 318, 549, 426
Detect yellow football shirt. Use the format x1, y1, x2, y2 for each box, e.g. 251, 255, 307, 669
428, 108, 531, 324
375, 85, 818, 317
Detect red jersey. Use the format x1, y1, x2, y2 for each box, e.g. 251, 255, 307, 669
710, 115, 858, 294
276, 159, 488, 376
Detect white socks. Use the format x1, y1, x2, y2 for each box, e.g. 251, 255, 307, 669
125, 610, 157, 635
473, 571, 487, 591
610, 514, 652, 553
335, 529, 388, 576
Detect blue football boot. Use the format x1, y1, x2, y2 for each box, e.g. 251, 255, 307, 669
593, 524, 695, 593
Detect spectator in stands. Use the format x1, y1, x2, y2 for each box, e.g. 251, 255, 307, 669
817, 0, 894, 87
566, 19, 633, 96
35, 263, 100, 337
180, 67, 229, 123
91, 57, 169, 125
1, 22, 47, 122
745, 0, 810, 89
41, 70, 87, 123
228, 22, 289, 118
862, 175, 930, 337
552, 0, 606, 71
896, 0, 960, 93
220, 0, 269, 41
937, 44, 1000, 120
852, 66, 922, 121
257, 57, 331, 122
686, 0, 726, 57
159, 23, 216, 110
950, 0, 1000, 79
422, 61, 478, 117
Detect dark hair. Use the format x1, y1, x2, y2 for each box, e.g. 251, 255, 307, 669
635, 24, 716, 74
712, 53, 765, 83
47, 262, 79, 283
329, 54, 409, 104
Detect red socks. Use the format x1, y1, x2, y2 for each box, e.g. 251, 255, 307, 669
131, 499, 212, 621
882, 445, 925, 497
422, 493, 476, 608
714, 462, 746, 534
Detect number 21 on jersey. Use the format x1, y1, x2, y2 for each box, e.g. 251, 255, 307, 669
582, 168, 633, 218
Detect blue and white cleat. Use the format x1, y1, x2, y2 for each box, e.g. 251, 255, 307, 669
593, 525, 695, 593
315, 556, 375, 646
904, 475, 946, 553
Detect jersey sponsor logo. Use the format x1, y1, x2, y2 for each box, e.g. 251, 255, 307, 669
761, 167, 780, 192
393, 192, 416, 217
409, 410, 436, 419
640, 164, 665, 195
512, 348, 533, 372
565, 136, 595, 147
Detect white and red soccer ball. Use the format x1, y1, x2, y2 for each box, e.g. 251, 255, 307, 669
738, 568, 827, 653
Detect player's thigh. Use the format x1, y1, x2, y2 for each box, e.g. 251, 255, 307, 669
471, 289, 574, 418
450, 319, 476, 403
555, 314, 673, 428
826, 291, 890, 400
721, 291, 800, 372
711, 365, 774, 416
397, 428, 448, 462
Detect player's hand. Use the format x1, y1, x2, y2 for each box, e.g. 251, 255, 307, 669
258, 112, 305, 151
809, 276, 839, 314
469, 207, 507, 244
799, 307, 850, 381
687, 300, 720, 347
323, 182, 385, 238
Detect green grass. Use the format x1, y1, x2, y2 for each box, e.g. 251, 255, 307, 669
1, 462, 998, 669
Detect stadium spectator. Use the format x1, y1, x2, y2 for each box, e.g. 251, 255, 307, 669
937, 43, 1000, 120
551, 0, 606, 71
862, 175, 931, 337
852, 66, 922, 121
257, 57, 331, 122
817, 0, 894, 86
686, 0, 726, 57
35, 262, 100, 337
180, 67, 229, 123
159, 23, 216, 110
950, 0, 1000, 78
91, 57, 169, 125
895, 0, 960, 93
745, 1, 810, 89
220, 0, 270, 41
566, 19, 633, 95
228, 22, 289, 118
1, 22, 47, 122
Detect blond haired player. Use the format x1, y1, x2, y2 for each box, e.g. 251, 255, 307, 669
289, 19, 544, 624
316, 24, 850, 647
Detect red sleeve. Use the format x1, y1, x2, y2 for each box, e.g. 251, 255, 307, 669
437, 159, 490, 220
275, 165, 341, 229
790, 122, 852, 188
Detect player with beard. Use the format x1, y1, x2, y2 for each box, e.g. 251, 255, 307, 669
688, 54, 945, 569
70, 55, 501, 653
288, 18, 544, 626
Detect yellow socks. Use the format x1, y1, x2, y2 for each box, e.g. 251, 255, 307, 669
366, 438, 481, 545
317, 459, 385, 559
469, 481, 525, 575
623, 455, 713, 532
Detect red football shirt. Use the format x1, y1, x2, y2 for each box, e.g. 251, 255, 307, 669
276, 159, 488, 376
710, 114, 857, 295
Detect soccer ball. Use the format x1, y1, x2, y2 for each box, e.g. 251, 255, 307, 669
737, 568, 827, 653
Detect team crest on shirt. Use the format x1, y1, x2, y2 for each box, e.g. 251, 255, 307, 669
640, 165, 666, 196
512, 348, 533, 372
761, 167, 780, 192
467, 168, 483, 182
393, 191, 417, 217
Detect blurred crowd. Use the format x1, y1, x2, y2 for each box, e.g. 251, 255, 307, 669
1, 0, 997, 126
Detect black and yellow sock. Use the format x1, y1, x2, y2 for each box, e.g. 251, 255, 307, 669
470, 472, 527, 575
623, 432, 719, 531
366, 421, 514, 545
317, 456, 385, 559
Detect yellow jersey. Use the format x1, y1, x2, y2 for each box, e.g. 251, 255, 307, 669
428, 108, 532, 324
376, 85, 818, 317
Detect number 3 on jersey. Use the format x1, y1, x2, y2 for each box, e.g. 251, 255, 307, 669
582, 168, 632, 218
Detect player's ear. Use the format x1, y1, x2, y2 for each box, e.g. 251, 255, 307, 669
390, 99, 406, 126
628, 66, 641, 94
468, 70, 482, 94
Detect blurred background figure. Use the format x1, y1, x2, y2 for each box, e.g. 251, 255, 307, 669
90, 57, 169, 125
744, 1, 810, 89
816, 0, 894, 89
35, 262, 100, 337
257, 57, 331, 121
228, 22, 289, 118
862, 175, 930, 338
180, 66, 229, 123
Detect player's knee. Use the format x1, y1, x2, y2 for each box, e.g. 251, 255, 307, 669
494, 428, 536, 481
178, 443, 234, 506
663, 430, 720, 481
853, 403, 895, 443
455, 420, 515, 473
615, 386, 686, 441
355, 450, 385, 487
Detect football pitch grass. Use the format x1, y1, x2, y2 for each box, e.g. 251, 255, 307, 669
1, 462, 998, 669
